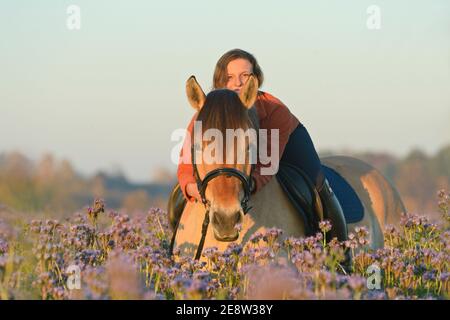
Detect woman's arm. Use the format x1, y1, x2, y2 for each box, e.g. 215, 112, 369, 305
251, 94, 299, 193
177, 114, 200, 202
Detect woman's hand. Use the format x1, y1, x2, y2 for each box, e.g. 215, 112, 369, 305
186, 183, 202, 202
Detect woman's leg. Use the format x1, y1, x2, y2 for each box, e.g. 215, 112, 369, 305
281, 124, 348, 243
281, 124, 325, 189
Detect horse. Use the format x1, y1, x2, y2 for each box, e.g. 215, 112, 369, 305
172, 74, 405, 260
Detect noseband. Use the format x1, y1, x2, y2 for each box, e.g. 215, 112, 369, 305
192, 144, 254, 215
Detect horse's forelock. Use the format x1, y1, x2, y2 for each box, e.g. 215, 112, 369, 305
192, 89, 256, 193
197, 89, 254, 133
194, 90, 256, 164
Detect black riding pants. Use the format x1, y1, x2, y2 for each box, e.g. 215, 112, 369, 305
280, 124, 325, 189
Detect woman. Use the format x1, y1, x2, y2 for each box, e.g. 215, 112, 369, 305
174, 49, 347, 242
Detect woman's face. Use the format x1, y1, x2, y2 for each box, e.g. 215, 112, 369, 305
226, 58, 253, 93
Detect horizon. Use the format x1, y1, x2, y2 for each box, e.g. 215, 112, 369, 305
1, 143, 447, 184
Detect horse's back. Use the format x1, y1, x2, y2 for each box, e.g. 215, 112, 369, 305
246, 176, 307, 239
321, 155, 405, 248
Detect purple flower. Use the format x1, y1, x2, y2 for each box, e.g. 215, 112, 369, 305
346, 276, 366, 291
423, 271, 436, 282
249, 232, 263, 244
224, 243, 243, 256
0, 239, 8, 255
439, 272, 450, 282
319, 220, 332, 233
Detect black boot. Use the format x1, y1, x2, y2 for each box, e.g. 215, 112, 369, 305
318, 178, 352, 272
318, 178, 348, 242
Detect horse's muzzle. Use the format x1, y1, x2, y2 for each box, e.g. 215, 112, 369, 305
211, 210, 242, 242
213, 229, 239, 242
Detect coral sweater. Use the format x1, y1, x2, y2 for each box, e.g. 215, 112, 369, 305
177, 91, 300, 202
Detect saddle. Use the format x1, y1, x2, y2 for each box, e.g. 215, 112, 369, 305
167, 162, 364, 233
275, 161, 323, 236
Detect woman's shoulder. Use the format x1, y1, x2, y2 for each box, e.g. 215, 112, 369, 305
256, 91, 289, 118
255, 90, 300, 126
257, 90, 285, 107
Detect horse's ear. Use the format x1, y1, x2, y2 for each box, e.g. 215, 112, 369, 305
239, 74, 259, 109
186, 76, 206, 111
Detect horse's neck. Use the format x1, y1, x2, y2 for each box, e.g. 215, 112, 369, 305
248, 178, 307, 238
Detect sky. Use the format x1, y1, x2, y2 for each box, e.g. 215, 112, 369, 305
0, 0, 449, 183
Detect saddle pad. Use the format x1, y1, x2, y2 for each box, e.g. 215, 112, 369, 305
322, 165, 364, 224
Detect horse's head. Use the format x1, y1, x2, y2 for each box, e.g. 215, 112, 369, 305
186, 74, 259, 242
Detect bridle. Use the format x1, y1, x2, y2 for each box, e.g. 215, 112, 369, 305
192, 141, 254, 214
169, 140, 254, 260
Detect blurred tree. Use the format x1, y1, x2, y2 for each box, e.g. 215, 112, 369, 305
35, 153, 56, 185
91, 174, 107, 198
0, 145, 447, 217
0, 151, 37, 211
431, 145, 450, 179
1, 151, 32, 182
151, 167, 176, 185
122, 190, 151, 213
395, 149, 435, 213
57, 159, 76, 182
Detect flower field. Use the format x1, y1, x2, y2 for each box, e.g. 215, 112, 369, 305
0, 192, 448, 300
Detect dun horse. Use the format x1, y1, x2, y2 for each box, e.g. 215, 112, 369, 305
172, 75, 405, 260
